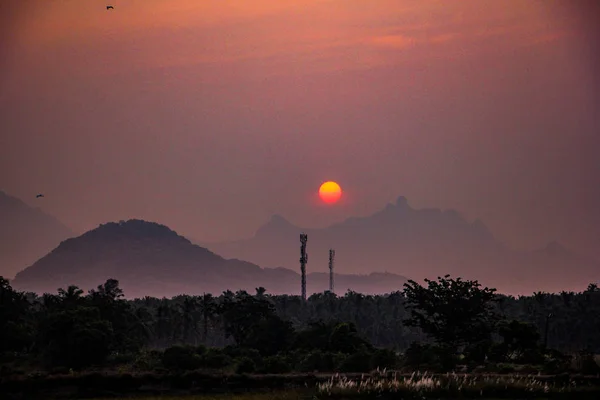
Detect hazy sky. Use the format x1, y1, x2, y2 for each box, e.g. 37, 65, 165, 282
1, 1, 599, 258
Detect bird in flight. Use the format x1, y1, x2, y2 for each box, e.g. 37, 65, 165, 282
106, 5, 114, 10
36, 194, 44, 198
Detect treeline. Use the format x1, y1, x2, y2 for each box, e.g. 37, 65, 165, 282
1, 275, 599, 375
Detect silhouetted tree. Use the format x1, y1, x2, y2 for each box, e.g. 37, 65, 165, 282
402, 275, 499, 352
0, 277, 33, 354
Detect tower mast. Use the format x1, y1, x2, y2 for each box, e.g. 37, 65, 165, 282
329, 249, 335, 294
300, 233, 308, 301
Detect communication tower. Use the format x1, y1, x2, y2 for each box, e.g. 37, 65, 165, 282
328, 249, 335, 294
300, 233, 308, 301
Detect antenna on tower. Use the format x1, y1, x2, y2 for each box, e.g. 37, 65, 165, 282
328, 249, 335, 294
300, 233, 308, 301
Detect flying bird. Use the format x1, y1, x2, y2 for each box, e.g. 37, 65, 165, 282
106, 5, 114, 10
36, 194, 44, 198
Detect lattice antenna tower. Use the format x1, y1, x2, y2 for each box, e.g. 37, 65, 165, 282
328, 249, 335, 294
300, 233, 308, 301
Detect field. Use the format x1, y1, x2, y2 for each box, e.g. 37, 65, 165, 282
4, 371, 600, 400
91, 394, 306, 400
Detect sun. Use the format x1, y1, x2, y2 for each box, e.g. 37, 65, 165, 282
319, 181, 342, 204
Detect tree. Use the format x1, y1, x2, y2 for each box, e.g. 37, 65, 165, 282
179, 296, 199, 344
402, 275, 499, 352
0, 277, 33, 354
585, 283, 599, 293
38, 306, 114, 368
220, 291, 293, 355
57, 285, 85, 308
495, 319, 541, 362
88, 279, 147, 352
199, 293, 218, 344
329, 322, 373, 354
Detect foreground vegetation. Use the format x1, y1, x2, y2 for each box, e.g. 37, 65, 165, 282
318, 371, 600, 398
1, 274, 600, 398
3, 370, 600, 399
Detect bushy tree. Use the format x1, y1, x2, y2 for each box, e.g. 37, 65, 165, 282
403, 275, 499, 352
0, 277, 33, 354
496, 319, 541, 362
38, 306, 114, 368
220, 291, 293, 355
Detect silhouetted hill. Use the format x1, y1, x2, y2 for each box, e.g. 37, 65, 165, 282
205, 196, 599, 295
11, 219, 408, 298
0, 190, 75, 279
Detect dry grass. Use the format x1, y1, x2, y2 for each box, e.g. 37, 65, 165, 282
316, 368, 600, 398
89, 393, 306, 400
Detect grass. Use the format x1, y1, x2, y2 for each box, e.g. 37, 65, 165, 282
315, 369, 600, 398
89, 393, 308, 400
5, 370, 600, 400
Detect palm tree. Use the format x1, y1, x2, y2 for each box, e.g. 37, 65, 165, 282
57, 285, 84, 307
199, 293, 218, 344
179, 296, 199, 345
255, 287, 267, 298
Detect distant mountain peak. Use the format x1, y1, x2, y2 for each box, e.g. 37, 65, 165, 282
91, 219, 184, 239
269, 214, 291, 224
54, 219, 193, 254
1, 190, 75, 279
0, 190, 26, 208
539, 240, 574, 258
395, 195, 410, 208
254, 214, 299, 236
11, 218, 235, 295
11, 217, 409, 298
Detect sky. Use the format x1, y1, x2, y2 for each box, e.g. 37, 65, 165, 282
1, 0, 599, 260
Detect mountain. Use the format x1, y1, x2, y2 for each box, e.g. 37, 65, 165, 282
0, 190, 75, 279
10, 219, 408, 298
204, 196, 599, 295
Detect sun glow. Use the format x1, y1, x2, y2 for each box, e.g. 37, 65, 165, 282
319, 181, 342, 204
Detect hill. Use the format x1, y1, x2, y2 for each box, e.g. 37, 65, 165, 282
204, 196, 599, 295
0, 190, 75, 279
10, 219, 408, 298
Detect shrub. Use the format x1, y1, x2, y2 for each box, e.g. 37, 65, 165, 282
106, 352, 135, 365
221, 346, 262, 365
496, 363, 517, 373
195, 344, 207, 356
235, 356, 256, 374
402, 342, 438, 369
132, 349, 163, 371
298, 350, 341, 372
162, 345, 202, 371
261, 355, 292, 374
370, 348, 399, 370
463, 339, 493, 364
201, 348, 232, 369
572, 350, 600, 374
338, 350, 373, 373
520, 347, 546, 364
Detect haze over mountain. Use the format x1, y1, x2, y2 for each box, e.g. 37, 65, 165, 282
0, 190, 75, 279
205, 196, 600, 295
10, 219, 408, 298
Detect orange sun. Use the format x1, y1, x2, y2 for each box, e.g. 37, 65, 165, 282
319, 181, 342, 204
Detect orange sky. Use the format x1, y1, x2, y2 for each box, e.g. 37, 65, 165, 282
1, 1, 599, 259
6, 1, 581, 76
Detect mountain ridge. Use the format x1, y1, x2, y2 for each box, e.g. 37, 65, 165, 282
11, 219, 408, 298
0, 190, 75, 279
204, 196, 599, 295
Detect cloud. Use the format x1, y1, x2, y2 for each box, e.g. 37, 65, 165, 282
370, 34, 416, 49
521, 30, 577, 47
428, 33, 463, 44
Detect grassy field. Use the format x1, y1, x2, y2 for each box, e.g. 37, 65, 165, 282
90, 394, 309, 400
3, 371, 599, 400
89, 394, 308, 400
